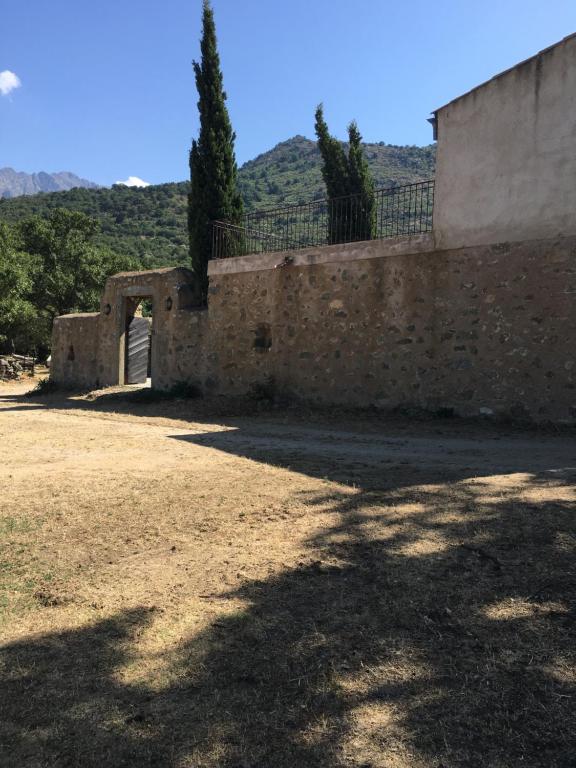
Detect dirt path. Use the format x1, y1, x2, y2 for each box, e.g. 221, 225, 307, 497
1, 380, 575, 767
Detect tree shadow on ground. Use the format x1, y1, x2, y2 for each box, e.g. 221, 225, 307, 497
0, 385, 270, 423
4, 384, 576, 442
1, 404, 575, 766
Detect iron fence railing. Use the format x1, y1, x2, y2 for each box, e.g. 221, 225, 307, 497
212, 179, 434, 259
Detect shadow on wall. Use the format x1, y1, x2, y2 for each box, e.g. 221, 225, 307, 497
1, 425, 575, 766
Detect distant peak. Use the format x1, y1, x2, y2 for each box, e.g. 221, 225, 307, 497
0, 167, 100, 198
283, 134, 314, 143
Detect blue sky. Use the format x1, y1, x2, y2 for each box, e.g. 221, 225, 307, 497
1, 0, 574, 187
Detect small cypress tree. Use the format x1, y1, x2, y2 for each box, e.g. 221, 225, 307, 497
188, 0, 243, 298
347, 121, 376, 241
314, 106, 376, 244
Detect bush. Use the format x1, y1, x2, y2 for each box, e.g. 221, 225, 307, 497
24, 377, 59, 397
125, 381, 201, 403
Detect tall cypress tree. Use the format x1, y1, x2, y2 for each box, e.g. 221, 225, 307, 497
314, 106, 375, 244
314, 105, 349, 202
188, 0, 243, 298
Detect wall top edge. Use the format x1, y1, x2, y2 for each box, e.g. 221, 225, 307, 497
208, 233, 436, 276
111, 266, 195, 280
54, 312, 100, 321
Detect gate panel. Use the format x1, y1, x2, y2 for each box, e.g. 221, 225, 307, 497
126, 316, 151, 384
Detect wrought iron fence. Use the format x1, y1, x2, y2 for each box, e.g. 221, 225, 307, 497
212, 179, 434, 260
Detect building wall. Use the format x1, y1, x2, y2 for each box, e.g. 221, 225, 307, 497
433, 34, 576, 250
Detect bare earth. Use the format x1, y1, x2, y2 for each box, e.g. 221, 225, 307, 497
0, 378, 575, 767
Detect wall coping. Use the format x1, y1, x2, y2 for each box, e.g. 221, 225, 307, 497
112, 266, 195, 279
208, 233, 435, 276
54, 312, 100, 321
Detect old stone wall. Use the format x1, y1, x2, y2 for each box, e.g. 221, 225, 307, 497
50, 234, 576, 422
50, 266, 203, 391
200, 235, 576, 422
96, 266, 201, 389
51, 313, 100, 389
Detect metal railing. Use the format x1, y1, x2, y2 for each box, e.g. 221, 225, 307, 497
212, 179, 434, 259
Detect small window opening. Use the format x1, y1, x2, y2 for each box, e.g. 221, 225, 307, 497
177, 283, 203, 310
254, 323, 272, 352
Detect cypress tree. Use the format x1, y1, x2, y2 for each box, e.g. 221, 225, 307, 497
188, 0, 243, 298
314, 105, 349, 202
347, 121, 376, 241
314, 106, 375, 244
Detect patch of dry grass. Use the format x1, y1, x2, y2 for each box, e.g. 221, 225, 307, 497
0, 381, 575, 767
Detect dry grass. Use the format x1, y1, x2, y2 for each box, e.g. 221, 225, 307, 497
0, 378, 575, 767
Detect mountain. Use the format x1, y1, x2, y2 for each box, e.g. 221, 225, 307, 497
0, 136, 435, 268
0, 168, 100, 198
238, 135, 435, 209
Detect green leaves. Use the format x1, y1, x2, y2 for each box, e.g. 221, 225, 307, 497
0, 211, 134, 356
188, 0, 243, 298
314, 105, 350, 201
347, 121, 376, 242
0, 222, 41, 351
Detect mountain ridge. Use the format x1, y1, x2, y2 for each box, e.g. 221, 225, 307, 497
0, 167, 100, 198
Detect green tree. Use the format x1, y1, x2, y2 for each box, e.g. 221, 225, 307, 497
347, 121, 376, 241
188, 0, 243, 296
0, 209, 142, 357
314, 106, 376, 244
20, 209, 132, 321
314, 104, 349, 198
0, 223, 39, 354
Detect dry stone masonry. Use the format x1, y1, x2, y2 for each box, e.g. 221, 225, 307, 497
51, 233, 576, 422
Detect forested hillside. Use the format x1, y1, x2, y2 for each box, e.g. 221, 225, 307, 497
0, 183, 189, 271
238, 135, 435, 209
0, 136, 435, 269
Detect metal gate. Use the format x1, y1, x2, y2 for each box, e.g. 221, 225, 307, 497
125, 316, 151, 384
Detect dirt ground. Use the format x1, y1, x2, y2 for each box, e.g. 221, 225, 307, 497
1, 377, 575, 767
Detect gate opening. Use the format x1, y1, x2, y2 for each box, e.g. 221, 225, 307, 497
123, 297, 153, 387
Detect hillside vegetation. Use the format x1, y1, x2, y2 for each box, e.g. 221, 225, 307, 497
0, 210, 134, 356
239, 135, 435, 209
0, 136, 435, 269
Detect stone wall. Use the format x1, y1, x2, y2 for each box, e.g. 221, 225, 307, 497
51, 313, 100, 389
50, 234, 576, 422
199, 235, 576, 421
97, 266, 201, 389
50, 266, 203, 391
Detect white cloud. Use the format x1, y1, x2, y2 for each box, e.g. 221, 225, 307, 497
0, 70, 21, 97
115, 176, 150, 188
